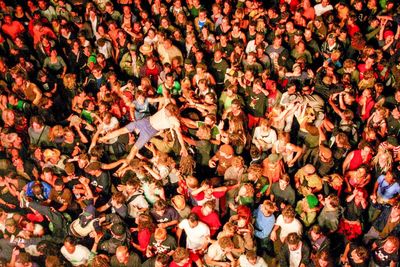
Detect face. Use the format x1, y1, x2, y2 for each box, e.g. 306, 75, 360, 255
283, 216, 294, 224
288, 243, 300, 251
188, 220, 198, 228
318, 258, 329, 267
279, 179, 288, 189
64, 242, 75, 254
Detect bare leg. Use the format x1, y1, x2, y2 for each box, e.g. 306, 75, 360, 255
116, 145, 139, 173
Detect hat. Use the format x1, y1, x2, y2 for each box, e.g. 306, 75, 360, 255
139, 43, 153, 55
303, 164, 316, 175
315, 16, 323, 22
220, 144, 234, 155
267, 153, 281, 164
387, 136, 399, 146
43, 149, 61, 162
88, 55, 97, 64
5, 218, 16, 226
306, 195, 319, 208
184, 58, 193, 65
111, 223, 126, 236
85, 205, 96, 217
384, 30, 394, 39
171, 195, 186, 211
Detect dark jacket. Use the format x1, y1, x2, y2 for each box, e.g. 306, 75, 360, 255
372, 203, 400, 237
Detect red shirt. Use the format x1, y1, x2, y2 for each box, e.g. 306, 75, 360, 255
193, 191, 225, 203
356, 95, 375, 121
138, 228, 152, 253
1, 21, 24, 40
191, 206, 221, 236
347, 24, 360, 38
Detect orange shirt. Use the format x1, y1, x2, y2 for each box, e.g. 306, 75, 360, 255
1, 21, 24, 40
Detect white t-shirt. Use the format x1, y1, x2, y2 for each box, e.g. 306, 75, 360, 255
289, 243, 302, 267
178, 219, 210, 250
314, 4, 333, 16
252, 127, 277, 151
149, 108, 180, 131
126, 191, 149, 218
61, 244, 91, 266
206, 242, 226, 262
275, 215, 303, 242
101, 116, 119, 144
238, 255, 268, 267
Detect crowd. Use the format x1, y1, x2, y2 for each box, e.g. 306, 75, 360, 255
0, 0, 399, 266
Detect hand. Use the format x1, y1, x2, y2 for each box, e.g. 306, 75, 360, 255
340, 255, 348, 264
12, 247, 20, 258
6, 203, 16, 209
98, 136, 108, 143
370, 194, 377, 203
209, 160, 216, 168
270, 231, 277, 242
180, 147, 188, 157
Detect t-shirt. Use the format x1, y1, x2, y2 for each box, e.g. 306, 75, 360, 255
150, 207, 180, 228
178, 219, 210, 250
372, 241, 399, 266
61, 244, 91, 266
377, 175, 400, 201
238, 255, 268, 267
191, 206, 221, 236
206, 242, 226, 262
48, 188, 73, 207
275, 215, 303, 241
149, 107, 180, 131
90, 171, 111, 195
289, 243, 302, 267
148, 234, 177, 255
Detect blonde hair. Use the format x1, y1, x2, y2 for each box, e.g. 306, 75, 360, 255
371, 148, 393, 173
48, 125, 64, 142
63, 73, 77, 90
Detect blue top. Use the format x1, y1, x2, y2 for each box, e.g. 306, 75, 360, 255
26, 181, 52, 200
377, 175, 400, 201
253, 204, 275, 239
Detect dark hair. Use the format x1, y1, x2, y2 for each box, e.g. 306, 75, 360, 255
188, 213, 199, 222
64, 236, 76, 245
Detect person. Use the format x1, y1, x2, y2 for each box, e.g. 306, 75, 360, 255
176, 213, 210, 265
110, 245, 141, 267
60, 236, 91, 266
253, 200, 276, 256
99, 103, 188, 164
238, 250, 268, 267
278, 233, 311, 267
204, 236, 236, 267
340, 243, 369, 267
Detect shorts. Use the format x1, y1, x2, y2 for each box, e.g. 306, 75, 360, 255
125, 117, 159, 150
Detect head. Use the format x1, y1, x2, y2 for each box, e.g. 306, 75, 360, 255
286, 233, 301, 251
63, 236, 76, 254
187, 213, 199, 228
